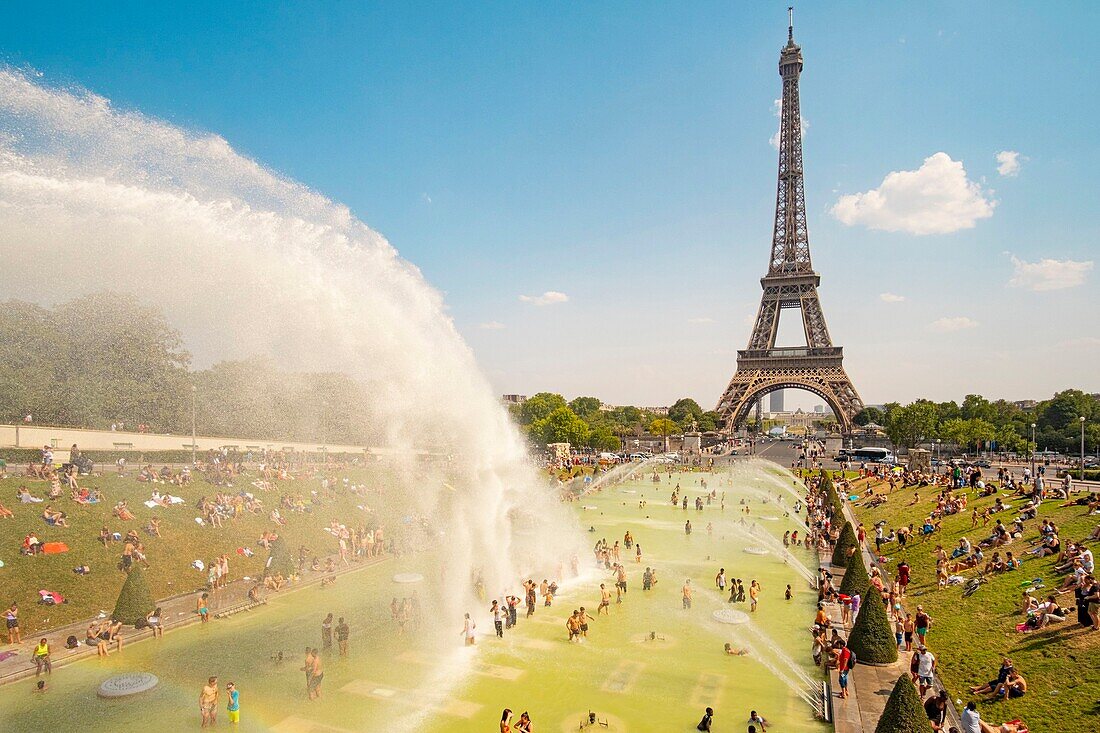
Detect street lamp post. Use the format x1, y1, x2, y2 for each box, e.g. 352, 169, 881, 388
1030, 423, 1036, 479
1081, 416, 1087, 481
934, 438, 939, 463
191, 385, 197, 466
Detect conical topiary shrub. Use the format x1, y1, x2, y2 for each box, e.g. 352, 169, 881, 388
831, 521, 858, 567
839, 547, 871, 598
266, 536, 295, 577
112, 565, 155, 625
875, 675, 934, 733
848, 585, 898, 664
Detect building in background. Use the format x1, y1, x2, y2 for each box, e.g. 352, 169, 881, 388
769, 390, 785, 412
501, 394, 527, 406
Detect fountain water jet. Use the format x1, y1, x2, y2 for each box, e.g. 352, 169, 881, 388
0, 67, 585, 730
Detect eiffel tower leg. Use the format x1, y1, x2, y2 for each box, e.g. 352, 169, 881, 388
799, 295, 832, 350
747, 299, 781, 351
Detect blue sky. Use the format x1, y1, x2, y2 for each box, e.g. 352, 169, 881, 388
2, 2, 1097, 409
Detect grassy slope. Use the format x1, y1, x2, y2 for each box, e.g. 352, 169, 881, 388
0, 467, 396, 635
849, 476, 1100, 731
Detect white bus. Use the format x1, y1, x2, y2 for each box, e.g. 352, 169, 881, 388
840, 447, 896, 464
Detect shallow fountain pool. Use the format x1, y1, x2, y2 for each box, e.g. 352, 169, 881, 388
0, 466, 827, 732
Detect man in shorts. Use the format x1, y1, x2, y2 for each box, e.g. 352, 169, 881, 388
598, 584, 611, 615
835, 641, 852, 699
683, 580, 693, 609
200, 676, 219, 728
916, 645, 937, 696
225, 681, 240, 725
308, 648, 324, 700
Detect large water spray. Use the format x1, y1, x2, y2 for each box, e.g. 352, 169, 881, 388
0, 68, 581, 621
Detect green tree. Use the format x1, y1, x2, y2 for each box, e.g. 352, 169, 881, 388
587, 425, 621, 452
112, 566, 155, 625
848, 589, 898, 664
668, 398, 704, 430
533, 407, 590, 446
838, 549, 870, 598
1039, 389, 1094, 431
961, 394, 995, 422
519, 392, 568, 425
698, 411, 720, 432
568, 396, 602, 420
995, 425, 1026, 454
885, 401, 939, 451
854, 407, 884, 426
649, 417, 679, 451
831, 521, 858, 567
875, 676, 934, 733
967, 418, 997, 453
266, 537, 295, 578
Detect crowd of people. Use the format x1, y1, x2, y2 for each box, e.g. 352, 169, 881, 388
800, 459, 1070, 733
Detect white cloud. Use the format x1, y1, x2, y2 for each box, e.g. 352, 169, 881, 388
831, 152, 995, 235
420, 192, 432, 204
478, 321, 505, 330
518, 291, 569, 306
995, 151, 1022, 177
769, 98, 809, 149
929, 316, 979, 333
879, 293, 906, 303
687, 317, 715, 324
1007, 254, 1092, 291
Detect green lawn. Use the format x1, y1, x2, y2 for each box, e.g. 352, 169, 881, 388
848, 475, 1100, 731
0, 465, 401, 636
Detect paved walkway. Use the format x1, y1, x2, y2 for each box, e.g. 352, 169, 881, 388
0, 553, 390, 686
817, 548, 914, 733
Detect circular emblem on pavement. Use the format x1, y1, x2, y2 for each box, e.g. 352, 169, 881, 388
712, 609, 751, 625
97, 672, 159, 698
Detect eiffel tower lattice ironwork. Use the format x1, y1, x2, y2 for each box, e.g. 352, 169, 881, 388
716, 12, 864, 434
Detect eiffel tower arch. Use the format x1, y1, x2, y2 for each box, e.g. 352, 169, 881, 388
716, 13, 864, 435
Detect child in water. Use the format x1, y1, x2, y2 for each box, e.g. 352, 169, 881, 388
724, 643, 749, 656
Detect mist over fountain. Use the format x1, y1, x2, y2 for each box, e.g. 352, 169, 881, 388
0, 68, 582, 627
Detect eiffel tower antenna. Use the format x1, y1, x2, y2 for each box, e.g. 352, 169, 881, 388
716, 15, 864, 435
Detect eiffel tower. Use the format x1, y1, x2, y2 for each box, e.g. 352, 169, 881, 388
716, 11, 864, 434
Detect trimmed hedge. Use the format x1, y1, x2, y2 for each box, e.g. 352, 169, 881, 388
831, 521, 858, 567
839, 547, 871, 598
875, 675, 934, 733
266, 536, 295, 577
848, 586, 898, 664
112, 566, 155, 625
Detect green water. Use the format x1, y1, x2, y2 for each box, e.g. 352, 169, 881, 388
0, 467, 827, 732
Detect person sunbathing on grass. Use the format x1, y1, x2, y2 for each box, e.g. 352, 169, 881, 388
949, 547, 984, 574
1028, 533, 1060, 558
42, 505, 69, 527
0, 501, 14, 518
994, 670, 1027, 699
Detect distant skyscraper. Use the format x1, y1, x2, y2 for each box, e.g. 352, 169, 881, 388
814, 404, 825, 413
769, 390, 785, 412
